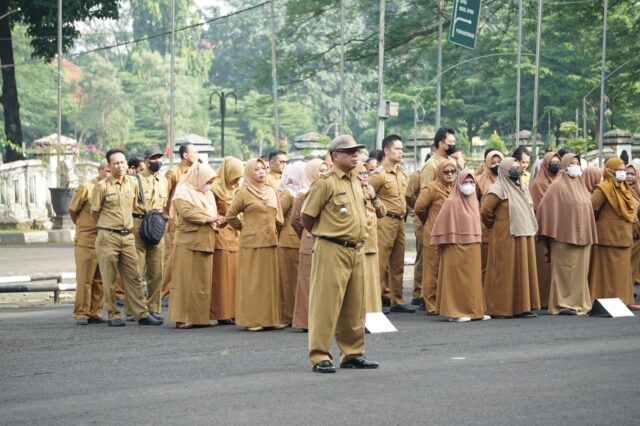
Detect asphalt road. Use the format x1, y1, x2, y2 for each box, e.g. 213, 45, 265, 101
1, 297, 639, 425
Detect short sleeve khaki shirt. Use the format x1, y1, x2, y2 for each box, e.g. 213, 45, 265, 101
70, 179, 98, 247
301, 167, 367, 243
91, 175, 138, 230
368, 164, 408, 215
133, 170, 168, 214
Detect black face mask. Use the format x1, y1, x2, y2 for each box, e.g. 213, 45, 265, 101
508, 169, 522, 181
548, 163, 561, 175
490, 165, 499, 176
445, 144, 457, 156
148, 161, 161, 173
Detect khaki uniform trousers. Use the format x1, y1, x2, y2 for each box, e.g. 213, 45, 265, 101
72, 244, 104, 319
377, 216, 406, 307
412, 215, 423, 300
161, 219, 176, 298
308, 238, 365, 366
133, 218, 164, 313
95, 231, 149, 320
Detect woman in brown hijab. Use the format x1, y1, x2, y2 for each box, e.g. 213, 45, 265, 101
625, 164, 640, 285
529, 151, 561, 309
277, 162, 305, 326
536, 154, 597, 315
476, 150, 504, 283
414, 159, 457, 315
169, 163, 225, 329
589, 157, 638, 308
291, 159, 329, 330
430, 170, 489, 322
226, 158, 285, 331
210, 156, 244, 325
581, 166, 603, 193
481, 157, 540, 318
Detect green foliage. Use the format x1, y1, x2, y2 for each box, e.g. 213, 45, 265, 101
486, 131, 507, 154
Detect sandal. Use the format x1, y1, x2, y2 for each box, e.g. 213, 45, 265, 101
176, 323, 194, 329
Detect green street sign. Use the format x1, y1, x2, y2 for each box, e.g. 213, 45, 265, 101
449, 0, 483, 49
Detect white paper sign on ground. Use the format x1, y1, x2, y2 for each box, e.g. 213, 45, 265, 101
365, 312, 398, 333
589, 298, 635, 318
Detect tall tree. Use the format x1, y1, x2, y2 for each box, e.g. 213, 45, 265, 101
0, 0, 120, 162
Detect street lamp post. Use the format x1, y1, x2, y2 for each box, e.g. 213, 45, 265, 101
597, 0, 608, 166
209, 91, 237, 158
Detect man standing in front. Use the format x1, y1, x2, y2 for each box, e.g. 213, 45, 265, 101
369, 135, 415, 313
161, 142, 198, 301
267, 150, 288, 188
301, 135, 379, 373
69, 159, 110, 325
91, 148, 163, 327
132, 147, 168, 320
419, 127, 456, 189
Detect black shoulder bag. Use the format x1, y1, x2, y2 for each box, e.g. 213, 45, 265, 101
135, 175, 167, 245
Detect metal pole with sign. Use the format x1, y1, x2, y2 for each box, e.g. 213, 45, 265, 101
449, 0, 482, 50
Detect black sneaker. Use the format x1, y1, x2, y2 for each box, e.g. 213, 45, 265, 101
88, 317, 107, 324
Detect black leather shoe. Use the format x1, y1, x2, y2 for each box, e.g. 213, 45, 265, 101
312, 360, 336, 373
559, 308, 577, 316
381, 297, 391, 307
390, 304, 416, 313
217, 319, 235, 325
108, 319, 125, 327
149, 311, 164, 321
125, 315, 135, 322
76, 317, 89, 325
116, 298, 125, 307
88, 317, 106, 324
139, 314, 163, 325
340, 356, 379, 369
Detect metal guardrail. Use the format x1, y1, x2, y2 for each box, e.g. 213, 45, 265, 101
0, 273, 76, 303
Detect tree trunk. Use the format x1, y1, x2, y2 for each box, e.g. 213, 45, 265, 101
0, 1, 23, 162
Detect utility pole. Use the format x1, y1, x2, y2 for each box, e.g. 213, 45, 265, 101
169, 0, 176, 166
57, 0, 62, 155
269, 0, 280, 148
435, 0, 444, 129
597, 0, 608, 166
375, 0, 386, 149
531, 0, 543, 158
515, 0, 523, 146
339, 0, 345, 132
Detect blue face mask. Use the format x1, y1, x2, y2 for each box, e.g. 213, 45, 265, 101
508, 169, 521, 181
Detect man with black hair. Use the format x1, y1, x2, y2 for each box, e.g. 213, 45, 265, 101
557, 146, 575, 159
161, 142, 198, 300
419, 127, 456, 189
268, 150, 288, 187
91, 148, 162, 327
369, 134, 415, 313
128, 156, 145, 174
513, 146, 531, 186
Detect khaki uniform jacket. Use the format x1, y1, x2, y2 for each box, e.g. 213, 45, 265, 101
419, 152, 450, 189
301, 167, 367, 243
164, 163, 190, 217
70, 179, 98, 248
592, 188, 634, 248
278, 190, 301, 249
214, 198, 240, 252
90, 175, 138, 230
368, 164, 408, 216
226, 188, 279, 248
172, 199, 216, 253
133, 170, 168, 215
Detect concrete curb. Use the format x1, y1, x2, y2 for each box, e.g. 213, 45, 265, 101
0, 229, 75, 245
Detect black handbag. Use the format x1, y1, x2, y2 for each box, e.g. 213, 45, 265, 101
135, 175, 166, 245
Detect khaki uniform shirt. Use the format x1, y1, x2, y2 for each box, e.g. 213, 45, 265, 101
165, 163, 190, 216
419, 152, 449, 189
70, 179, 98, 248
226, 188, 279, 248
301, 167, 367, 243
133, 170, 168, 214
267, 172, 281, 189
90, 175, 139, 230
368, 163, 408, 215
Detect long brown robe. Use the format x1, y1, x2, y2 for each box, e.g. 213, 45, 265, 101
277, 190, 300, 325
291, 192, 313, 330
210, 197, 239, 321
436, 244, 485, 319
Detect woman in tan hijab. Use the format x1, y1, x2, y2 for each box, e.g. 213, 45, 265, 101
291, 159, 329, 330
581, 166, 603, 193
414, 159, 457, 315
529, 151, 561, 309
226, 158, 285, 331
355, 163, 387, 313
430, 170, 489, 322
168, 163, 225, 329
625, 164, 640, 285
536, 153, 597, 315
589, 157, 638, 308
276, 162, 305, 326
481, 157, 540, 318
210, 156, 244, 325
476, 150, 504, 284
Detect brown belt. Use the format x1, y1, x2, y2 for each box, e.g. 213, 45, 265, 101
319, 236, 364, 249
98, 227, 132, 236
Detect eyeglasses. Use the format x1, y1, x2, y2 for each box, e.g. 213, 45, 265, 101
443, 169, 457, 176
358, 170, 369, 176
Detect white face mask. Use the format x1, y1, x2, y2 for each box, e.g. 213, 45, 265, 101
460, 183, 476, 196
566, 165, 582, 178
200, 184, 211, 193
615, 171, 627, 181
